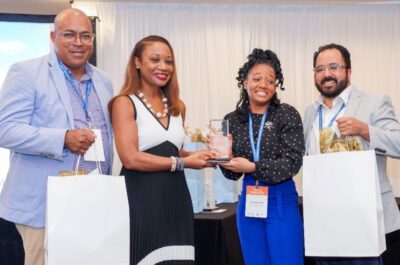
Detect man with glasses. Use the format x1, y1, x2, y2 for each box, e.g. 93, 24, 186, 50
0, 8, 113, 265
303, 43, 400, 264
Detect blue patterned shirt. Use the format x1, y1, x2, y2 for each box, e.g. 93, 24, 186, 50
61, 62, 111, 174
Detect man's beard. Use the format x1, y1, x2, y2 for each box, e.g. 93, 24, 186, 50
315, 74, 349, 99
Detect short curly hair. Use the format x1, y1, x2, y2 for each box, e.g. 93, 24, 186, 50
235, 48, 285, 110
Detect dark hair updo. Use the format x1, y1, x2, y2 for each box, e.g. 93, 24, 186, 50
235, 48, 284, 111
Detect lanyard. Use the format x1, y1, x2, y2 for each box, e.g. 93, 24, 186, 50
58, 59, 93, 124
318, 103, 345, 131
248, 112, 267, 162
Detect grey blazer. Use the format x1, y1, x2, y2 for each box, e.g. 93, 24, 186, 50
303, 85, 400, 234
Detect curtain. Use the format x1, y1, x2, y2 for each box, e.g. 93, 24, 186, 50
73, 1, 400, 195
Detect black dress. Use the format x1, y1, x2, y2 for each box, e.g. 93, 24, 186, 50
121, 95, 194, 265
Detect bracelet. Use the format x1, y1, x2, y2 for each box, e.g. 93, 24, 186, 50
176, 157, 185, 171
170, 156, 177, 172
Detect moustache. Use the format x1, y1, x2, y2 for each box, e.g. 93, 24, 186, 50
321, 77, 337, 85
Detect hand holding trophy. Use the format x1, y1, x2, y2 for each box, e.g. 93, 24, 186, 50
207, 119, 231, 163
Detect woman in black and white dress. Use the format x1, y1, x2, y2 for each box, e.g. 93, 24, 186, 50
109, 35, 212, 265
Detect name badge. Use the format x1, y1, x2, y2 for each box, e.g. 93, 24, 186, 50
245, 185, 268, 218
84, 129, 105, 162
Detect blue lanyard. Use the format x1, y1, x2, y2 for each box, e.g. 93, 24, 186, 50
318, 103, 345, 131
248, 112, 267, 162
58, 59, 92, 123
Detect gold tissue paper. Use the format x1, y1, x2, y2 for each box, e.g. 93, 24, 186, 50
58, 169, 88, 176
185, 127, 206, 143
320, 128, 364, 154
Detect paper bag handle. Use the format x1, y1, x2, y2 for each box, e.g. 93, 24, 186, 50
74, 140, 103, 175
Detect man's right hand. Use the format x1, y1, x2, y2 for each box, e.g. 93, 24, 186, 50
64, 129, 96, 155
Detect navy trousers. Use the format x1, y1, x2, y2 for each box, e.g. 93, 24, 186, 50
237, 176, 304, 265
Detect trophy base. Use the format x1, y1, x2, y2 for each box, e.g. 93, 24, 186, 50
203, 206, 219, 212
207, 158, 230, 163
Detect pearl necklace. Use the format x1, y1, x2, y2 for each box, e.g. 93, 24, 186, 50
138, 91, 169, 118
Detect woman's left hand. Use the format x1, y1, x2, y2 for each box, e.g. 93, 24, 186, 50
219, 157, 255, 173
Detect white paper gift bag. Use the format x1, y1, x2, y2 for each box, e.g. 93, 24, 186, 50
46, 175, 130, 265
303, 150, 386, 257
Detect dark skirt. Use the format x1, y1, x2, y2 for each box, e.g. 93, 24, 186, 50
121, 141, 194, 265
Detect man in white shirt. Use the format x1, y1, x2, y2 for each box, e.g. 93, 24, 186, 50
303, 43, 400, 265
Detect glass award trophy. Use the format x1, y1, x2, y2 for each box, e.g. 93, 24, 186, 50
207, 119, 230, 163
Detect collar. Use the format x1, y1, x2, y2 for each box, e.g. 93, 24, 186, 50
56, 52, 93, 81
313, 84, 353, 110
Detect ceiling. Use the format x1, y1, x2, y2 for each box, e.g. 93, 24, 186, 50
0, 0, 399, 15
74, 0, 400, 3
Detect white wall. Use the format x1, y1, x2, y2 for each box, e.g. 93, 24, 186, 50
75, 2, 400, 196
0, 0, 70, 15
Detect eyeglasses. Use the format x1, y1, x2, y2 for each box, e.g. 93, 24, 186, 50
248, 73, 277, 87
57, 30, 95, 45
314, 63, 346, 75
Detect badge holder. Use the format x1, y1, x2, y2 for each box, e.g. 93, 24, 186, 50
245, 180, 269, 218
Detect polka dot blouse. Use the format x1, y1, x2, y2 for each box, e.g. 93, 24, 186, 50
220, 103, 305, 185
